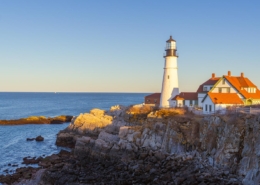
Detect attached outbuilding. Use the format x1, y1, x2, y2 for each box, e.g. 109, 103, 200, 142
144, 93, 161, 107
172, 92, 198, 107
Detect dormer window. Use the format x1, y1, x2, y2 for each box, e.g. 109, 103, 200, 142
243, 87, 256, 93
203, 86, 207, 91
249, 88, 256, 93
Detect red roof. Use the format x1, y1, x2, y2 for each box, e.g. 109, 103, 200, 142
197, 77, 220, 93
145, 93, 161, 99
224, 76, 260, 99
172, 92, 198, 100
208, 93, 244, 104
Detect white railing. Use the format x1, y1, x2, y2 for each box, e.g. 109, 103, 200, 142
192, 107, 260, 116
236, 107, 260, 115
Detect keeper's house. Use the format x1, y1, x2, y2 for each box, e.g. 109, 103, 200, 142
145, 71, 260, 114
201, 71, 260, 114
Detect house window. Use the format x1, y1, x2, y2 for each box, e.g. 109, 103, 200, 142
205, 104, 208, 111
222, 79, 225, 85
219, 88, 222, 93
203, 86, 207, 91
190, 100, 193, 106
209, 105, 212, 112
227, 88, 230, 93
154, 99, 157, 103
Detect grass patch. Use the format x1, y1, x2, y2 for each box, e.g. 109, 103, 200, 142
156, 108, 185, 117
127, 105, 153, 115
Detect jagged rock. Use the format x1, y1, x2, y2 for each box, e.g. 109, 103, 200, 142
68, 109, 113, 135
35, 135, 44, 142
56, 132, 79, 148
22, 157, 43, 164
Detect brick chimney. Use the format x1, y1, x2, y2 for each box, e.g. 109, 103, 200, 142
212, 73, 215, 78
228, 71, 231, 76
241, 72, 244, 77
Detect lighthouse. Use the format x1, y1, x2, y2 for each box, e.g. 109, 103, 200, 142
160, 36, 179, 108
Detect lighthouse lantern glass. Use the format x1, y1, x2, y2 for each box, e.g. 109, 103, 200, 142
166, 41, 176, 49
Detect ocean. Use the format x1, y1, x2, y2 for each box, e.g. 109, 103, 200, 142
0, 92, 148, 175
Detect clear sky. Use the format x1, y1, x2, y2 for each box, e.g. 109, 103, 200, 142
0, 0, 260, 92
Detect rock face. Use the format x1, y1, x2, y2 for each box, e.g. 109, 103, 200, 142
54, 106, 260, 184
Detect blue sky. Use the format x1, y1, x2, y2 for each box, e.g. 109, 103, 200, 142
0, 1, 260, 92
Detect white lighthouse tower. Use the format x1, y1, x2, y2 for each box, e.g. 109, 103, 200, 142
160, 36, 179, 108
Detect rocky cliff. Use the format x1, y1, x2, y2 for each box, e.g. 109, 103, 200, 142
40, 105, 260, 184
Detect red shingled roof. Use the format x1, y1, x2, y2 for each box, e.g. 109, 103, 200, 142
145, 93, 161, 99
197, 77, 220, 93
172, 92, 198, 100
208, 93, 244, 104
224, 76, 260, 99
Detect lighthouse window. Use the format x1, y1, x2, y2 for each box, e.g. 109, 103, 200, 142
168, 75, 170, 79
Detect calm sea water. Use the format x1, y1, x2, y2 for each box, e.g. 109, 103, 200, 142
0, 92, 148, 175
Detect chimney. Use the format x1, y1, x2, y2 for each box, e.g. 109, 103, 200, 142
228, 71, 231, 76
212, 73, 215, 78
241, 72, 244, 77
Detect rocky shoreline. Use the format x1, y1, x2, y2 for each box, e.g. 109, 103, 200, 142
0, 148, 242, 185
1, 105, 260, 184
0, 115, 73, 125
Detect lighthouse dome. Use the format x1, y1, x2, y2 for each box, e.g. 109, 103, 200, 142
166, 36, 176, 43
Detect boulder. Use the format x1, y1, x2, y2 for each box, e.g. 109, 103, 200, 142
35, 136, 44, 142
71, 109, 113, 134
56, 132, 78, 148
